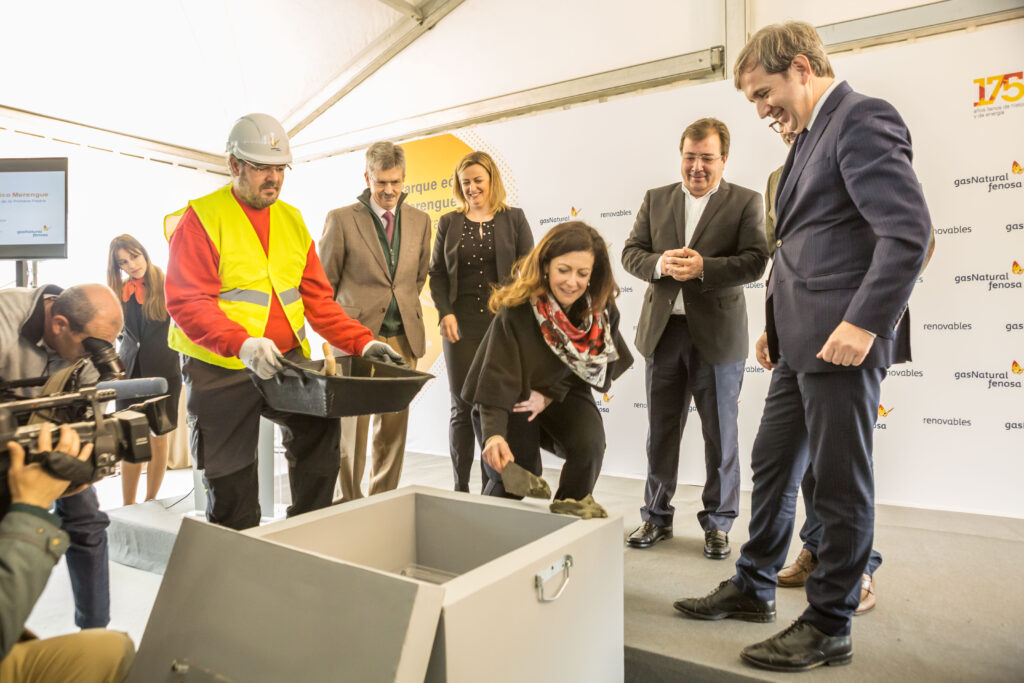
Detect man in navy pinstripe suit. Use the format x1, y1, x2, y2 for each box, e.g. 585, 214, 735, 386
673, 21, 931, 672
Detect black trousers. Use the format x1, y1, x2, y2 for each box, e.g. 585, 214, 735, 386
799, 464, 883, 575
183, 351, 339, 530
441, 309, 492, 492
642, 315, 744, 531
733, 357, 884, 637
484, 382, 605, 501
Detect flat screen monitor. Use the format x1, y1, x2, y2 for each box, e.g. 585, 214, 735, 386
0, 157, 69, 260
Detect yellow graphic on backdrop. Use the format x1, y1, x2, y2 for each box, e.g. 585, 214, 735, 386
401, 134, 477, 371
973, 72, 1023, 106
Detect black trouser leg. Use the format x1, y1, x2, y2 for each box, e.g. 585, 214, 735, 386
263, 406, 341, 519
536, 384, 606, 501
641, 317, 693, 526
203, 462, 261, 530
482, 412, 541, 499
442, 311, 491, 492
54, 486, 110, 628
447, 390, 477, 492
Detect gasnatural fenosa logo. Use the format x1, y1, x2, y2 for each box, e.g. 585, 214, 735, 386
953, 361, 1023, 389
953, 260, 1023, 291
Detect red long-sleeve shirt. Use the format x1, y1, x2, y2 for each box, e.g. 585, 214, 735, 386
165, 189, 374, 359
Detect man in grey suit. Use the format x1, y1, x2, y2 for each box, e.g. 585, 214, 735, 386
622, 118, 768, 559
319, 141, 431, 500
673, 22, 930, 671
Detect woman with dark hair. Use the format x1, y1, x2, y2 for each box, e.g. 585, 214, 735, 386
107, 234, 182, 505
462, 221, 633, 502
429, 151, 534, 492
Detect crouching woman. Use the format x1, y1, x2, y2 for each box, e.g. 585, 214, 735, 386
462, 221, 633, 501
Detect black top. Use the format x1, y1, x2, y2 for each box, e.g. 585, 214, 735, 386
428, 207, 534, 319
115, 295, 182, 417
461, 300, 634, 441
454, 218, 500, 316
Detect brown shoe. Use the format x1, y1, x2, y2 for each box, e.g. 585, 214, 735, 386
854, 573, 876, 615
777, 549, 818, 587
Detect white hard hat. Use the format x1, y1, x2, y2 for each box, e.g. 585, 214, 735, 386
226, 113, 292, 165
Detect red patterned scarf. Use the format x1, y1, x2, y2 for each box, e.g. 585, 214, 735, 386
531, 292, 618, 389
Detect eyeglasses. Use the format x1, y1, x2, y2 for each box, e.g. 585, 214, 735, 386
682, 154, 723, 165
768, 120, 797, 145
239, 159, 291, 174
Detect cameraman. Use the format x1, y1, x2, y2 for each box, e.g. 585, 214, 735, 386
0, 284, 123, 631
1, 424, 134, 682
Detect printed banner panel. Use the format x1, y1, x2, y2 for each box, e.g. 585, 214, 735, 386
303, 22, 1023, 517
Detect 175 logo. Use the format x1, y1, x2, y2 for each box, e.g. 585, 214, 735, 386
974, 72, 1023, 107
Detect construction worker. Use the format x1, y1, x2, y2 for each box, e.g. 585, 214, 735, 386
165, 113, 403, 530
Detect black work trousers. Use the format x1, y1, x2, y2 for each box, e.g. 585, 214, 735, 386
183, 351, 339, 530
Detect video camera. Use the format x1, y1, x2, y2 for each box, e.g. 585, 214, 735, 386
0, 338, 172, 487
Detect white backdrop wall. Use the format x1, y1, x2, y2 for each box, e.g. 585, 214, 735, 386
293, 20, 1024, 518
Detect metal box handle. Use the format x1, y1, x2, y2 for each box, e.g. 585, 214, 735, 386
535, 554, 573, 602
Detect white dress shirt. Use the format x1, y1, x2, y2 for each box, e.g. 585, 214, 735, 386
655, 182, 721, 315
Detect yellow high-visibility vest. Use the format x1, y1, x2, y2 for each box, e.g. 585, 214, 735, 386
166, 184, 311, 369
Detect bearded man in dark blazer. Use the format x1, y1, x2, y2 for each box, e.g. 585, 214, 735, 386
622, 117, 768, 560
673, 22, 930, 672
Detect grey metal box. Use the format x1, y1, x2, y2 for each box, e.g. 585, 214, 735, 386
128, 486, 624, 682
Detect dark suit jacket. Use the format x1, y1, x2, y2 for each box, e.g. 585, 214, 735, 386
461, 302, 633, 440
621, 180, 768, 363
319, 197, 431, 357
428, 207, 533, 319
768, 81, 931, 373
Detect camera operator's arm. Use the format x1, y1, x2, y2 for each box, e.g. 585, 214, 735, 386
1, 425, 91, 659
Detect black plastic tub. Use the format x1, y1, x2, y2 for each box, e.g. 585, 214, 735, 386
252, 356, 433, 418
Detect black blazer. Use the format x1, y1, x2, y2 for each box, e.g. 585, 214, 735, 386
461, 302, 634, 440
621, 180, 768, 363
428, 207, 534, 319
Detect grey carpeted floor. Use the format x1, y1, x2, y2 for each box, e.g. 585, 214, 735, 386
26, 452, 1024, 681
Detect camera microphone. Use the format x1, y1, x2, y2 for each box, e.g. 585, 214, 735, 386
95, 377, 168, 401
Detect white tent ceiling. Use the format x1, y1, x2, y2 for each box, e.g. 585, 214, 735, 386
1, 0, 1020, 169
1, 0, 418, 152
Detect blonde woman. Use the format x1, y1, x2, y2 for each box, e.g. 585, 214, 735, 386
107, 234, 181, 505
428, 151, 534, 492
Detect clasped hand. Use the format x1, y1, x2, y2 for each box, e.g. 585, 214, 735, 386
661, 248, 703, 281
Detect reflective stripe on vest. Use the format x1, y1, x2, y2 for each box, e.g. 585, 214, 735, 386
220, 288, 271, 306
278, 287, 301, 307
167, 184, 312, 369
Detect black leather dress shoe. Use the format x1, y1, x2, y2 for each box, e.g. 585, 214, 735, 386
704, 529, 730, 559
673, 580, 775, 623
626, 521, 672, 548
741, 619, 852, 671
